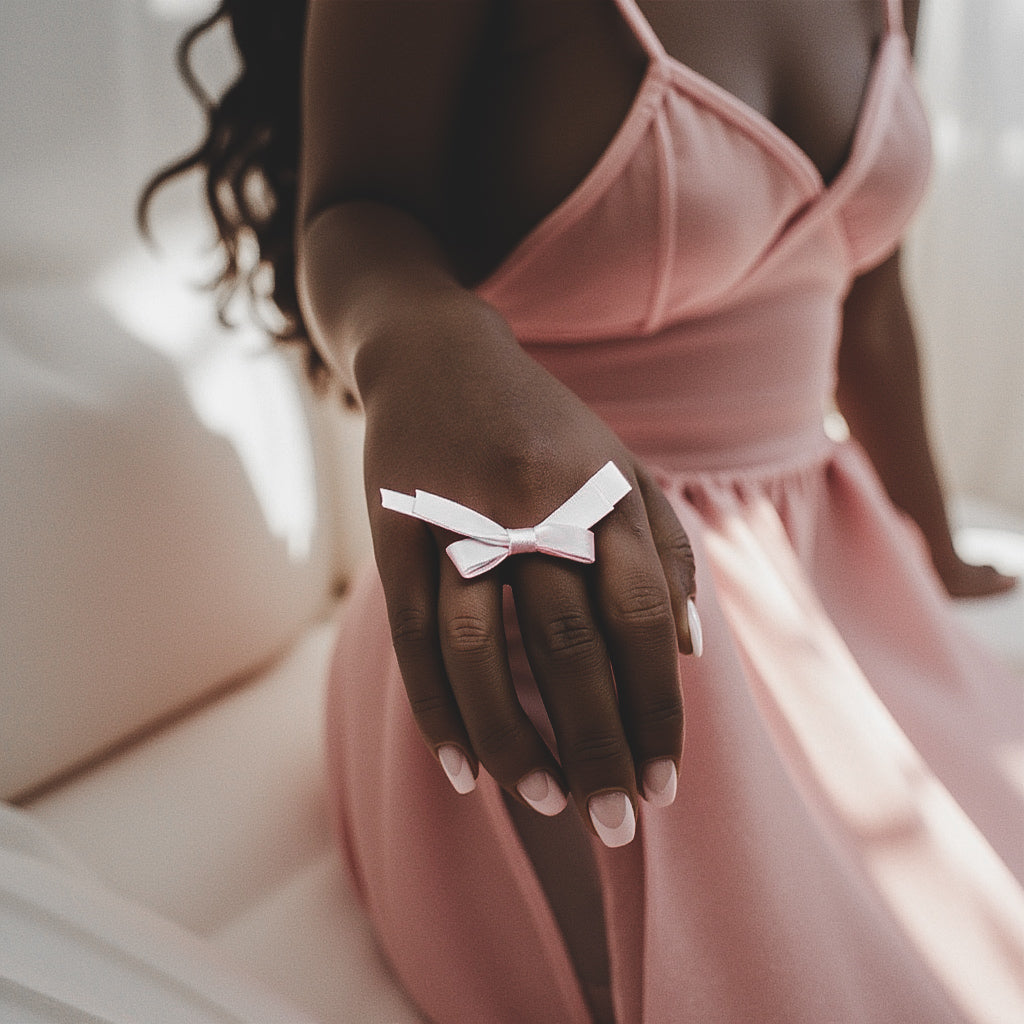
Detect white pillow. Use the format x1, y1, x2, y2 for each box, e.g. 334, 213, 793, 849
0, 277, 353, 799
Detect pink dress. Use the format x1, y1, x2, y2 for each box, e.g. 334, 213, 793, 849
326, 1, 1024, 1020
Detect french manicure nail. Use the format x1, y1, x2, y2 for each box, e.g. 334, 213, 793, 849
588, 791, 636, 848
686, 597, 704, 658
438, 745, 476, 794
642, 758, 678, 808
517, 770, 568, 817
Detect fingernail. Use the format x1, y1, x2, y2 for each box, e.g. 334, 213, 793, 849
642, 758, 677, 808
517, 770, 568, 817
588, 791, 636, 848
438, 745, 476, 794
686, 598, 704, 658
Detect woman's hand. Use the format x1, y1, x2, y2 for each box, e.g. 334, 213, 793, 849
294, 0, 696, 847
359, 291, 698, 847
932, 552, 1018, 600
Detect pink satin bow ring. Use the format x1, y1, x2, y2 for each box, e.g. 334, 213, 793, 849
381, 461, 633, 579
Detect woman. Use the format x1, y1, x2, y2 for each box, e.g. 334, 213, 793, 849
145, 1, 1023, 1021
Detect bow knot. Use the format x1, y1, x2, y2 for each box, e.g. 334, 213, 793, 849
381, 461, 632, 579
506, 527, 539, 556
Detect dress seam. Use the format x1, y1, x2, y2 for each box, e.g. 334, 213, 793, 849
642, 102, 678, 334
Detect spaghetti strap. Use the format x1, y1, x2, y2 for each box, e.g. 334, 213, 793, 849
884, 0, 905, 34
617, 0, 905, 60
612, 0, 666, 60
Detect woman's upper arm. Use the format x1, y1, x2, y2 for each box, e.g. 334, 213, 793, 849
839, 250, 908, 369
904, 1, 922, 52
298, 0, 490, 233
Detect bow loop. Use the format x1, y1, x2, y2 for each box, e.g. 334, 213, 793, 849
381, 461, 631, 579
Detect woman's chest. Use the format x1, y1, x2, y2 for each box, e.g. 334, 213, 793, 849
453, 0, 886, 282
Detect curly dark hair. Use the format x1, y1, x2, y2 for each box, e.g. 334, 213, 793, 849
138, 0, 326, 382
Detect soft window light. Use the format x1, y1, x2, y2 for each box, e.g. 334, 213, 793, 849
147, 0, 214, 20
93, 218, 319, 565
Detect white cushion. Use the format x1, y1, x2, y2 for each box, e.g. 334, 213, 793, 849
0, 276, 371, 799
22, 617, 422, 1023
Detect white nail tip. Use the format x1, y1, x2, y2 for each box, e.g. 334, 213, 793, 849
589, 792, 636, 848
642, 759, 678, 808
438, 745, 476, 794
686, 598, 704, 658
517, 771, 568, 817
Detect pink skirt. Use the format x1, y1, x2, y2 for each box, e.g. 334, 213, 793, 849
326, 439, 1024, 1023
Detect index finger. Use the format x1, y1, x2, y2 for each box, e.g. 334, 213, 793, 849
371, 510, 476, 784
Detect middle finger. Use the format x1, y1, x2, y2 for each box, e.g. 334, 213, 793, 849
511, 558, 638, 847
437, 556, 565, 804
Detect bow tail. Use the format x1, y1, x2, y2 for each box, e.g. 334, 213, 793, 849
543, 461, 632, 529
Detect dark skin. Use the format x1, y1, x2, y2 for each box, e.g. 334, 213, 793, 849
839, 248, 1018, 598
298, 4, 1012, 1017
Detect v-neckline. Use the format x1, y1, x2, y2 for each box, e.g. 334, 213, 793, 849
620, 0, 898, 193
476, 0, 903, 296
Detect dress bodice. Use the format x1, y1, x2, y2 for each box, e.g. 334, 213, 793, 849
476, 0, 933, 472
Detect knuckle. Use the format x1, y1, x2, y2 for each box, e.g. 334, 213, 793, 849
614, 496, 650, 541
406, 690, 459, 720
471, 714, 530, 765
442, 613, 495, 658
561, 731, 630, 772
537, 610, 603, 662
389, 605, 434, 652
664, 527, 696, 573
631, 691, 684, 735
605, 577, 675, 634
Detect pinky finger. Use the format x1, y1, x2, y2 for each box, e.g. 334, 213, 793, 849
635, 466, 701, 656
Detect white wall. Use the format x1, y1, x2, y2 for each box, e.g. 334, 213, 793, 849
0, 0, 233, 279
907, 0, 1024, 519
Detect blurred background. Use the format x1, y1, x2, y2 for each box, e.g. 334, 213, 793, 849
0, 0, 372, 798
907, 0, 1024, 522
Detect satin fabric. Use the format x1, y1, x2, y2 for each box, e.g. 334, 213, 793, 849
0, 805, 320, 1024
326, 1, 1024, 1020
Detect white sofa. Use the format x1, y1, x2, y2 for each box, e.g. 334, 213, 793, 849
0, 258, 426, 1021
1, 3, 1022, 1021
0, 3, 421, 995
